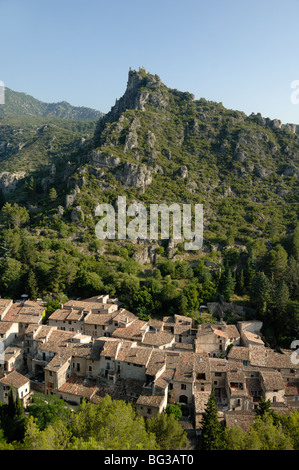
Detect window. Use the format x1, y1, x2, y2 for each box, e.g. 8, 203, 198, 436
197, 373, 206, 380
215, 372, 222, 377
181, 384, 186, 390
147, 408, 152, 414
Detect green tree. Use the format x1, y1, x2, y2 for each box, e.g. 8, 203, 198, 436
249, 413, 293, 450
20, 416, 70, 450
292, 222, 299, 261
256, 396, 271, 417
76, 271, 104, 297
249, 272, 271, 316
27, 393, 71, 431
278, 409, 299, 450
0, 257, 23, 297
70, 396, 158, 450
26, 269, 39, 299
265, 245, 288, 282
200, 389, 223, 450
145, 412, 187, 450
49, 187, 58, 202
220, 268, 235, 302
1, 203, 29, 229
165, 403, 182, 420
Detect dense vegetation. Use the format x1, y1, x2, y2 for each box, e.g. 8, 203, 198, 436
0, 391, 187, 450
1, 388, 298, 450
0, 207, 297, 347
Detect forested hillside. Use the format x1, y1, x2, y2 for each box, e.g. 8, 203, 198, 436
0, 68, 298, 349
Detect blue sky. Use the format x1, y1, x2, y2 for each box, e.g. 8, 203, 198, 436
1, 0, 299, 123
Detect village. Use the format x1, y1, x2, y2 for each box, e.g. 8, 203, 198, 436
0, 294, 298, 435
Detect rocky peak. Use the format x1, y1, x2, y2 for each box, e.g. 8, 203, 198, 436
94, 67, 165, 143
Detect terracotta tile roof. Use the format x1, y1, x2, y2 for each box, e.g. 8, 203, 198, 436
1, 303, 22, 322
136, 392, 165, 408
173, 352, 196, 382
32, 325, 55, 342
112, 309, 137, 324
0, 299, 13, 318
174, 314, 192, 324
284, 382, 299, 396
84, 312, 113, 326
242, 329, 264, 346
63, 300, 117, 313
173, 324, 191, 335
58, 376, 97, 400
226, 324, 240, 339
146, 350, 166, 376
0, 370, 29, 388
225, 410, 257, 432
38, 329, 82, 356
142, 331, 174, 347
2, 302, 43, 324
117, 344, 152, 366
0, 299, 12, 308
249, 347, 299, 370
100, 339, 121, 358
260, 371, 285, 391
112, 320, 147, 341
208, 357, 228, 371
0, 321, 16, 334
148, 319, 164, 328
227, 346, 250, 361
194, 391, 210, 414
44, 354, 71, 371
3, 345, 22, 360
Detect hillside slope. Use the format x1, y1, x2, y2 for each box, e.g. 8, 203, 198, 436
0, 87, 103, 121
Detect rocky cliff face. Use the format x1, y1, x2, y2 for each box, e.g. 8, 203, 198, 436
89, 67, 299, 206
94, 67, 166, 143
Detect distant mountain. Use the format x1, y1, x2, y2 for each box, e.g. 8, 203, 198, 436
0, 87, 104, 121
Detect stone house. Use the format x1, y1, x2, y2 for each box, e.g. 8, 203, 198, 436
259, 370, 285, 404
195, 322, 240, 355
284, 380, 299, 406
0, 321, 19, 349
1, 301, 45, 337
0, 299, 13, 321
48, 308, 85, 333
136, 390, 167, 418
0, 345, 23, 375
0, 370, 30, 405
225, 365, 251, 411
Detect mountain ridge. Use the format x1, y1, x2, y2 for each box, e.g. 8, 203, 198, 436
0, 87, 104, 121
